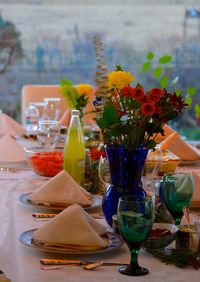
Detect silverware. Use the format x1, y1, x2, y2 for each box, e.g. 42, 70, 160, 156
40, 258, 126, 266
83, 261, 103, 270
34, 213, 103, 221
42, 261, 104, 271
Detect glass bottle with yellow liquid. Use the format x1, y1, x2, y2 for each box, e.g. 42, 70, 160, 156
63, 109, 85, 183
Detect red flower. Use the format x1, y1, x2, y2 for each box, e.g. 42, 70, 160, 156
168, 93, 188, 112
118, 111, 126, 118
101, 150, 106, 158
121, 86, 134, 97
131, 87, 145, 101
90, 148, 106, 160
138, 95, 148, 105
147, 88, 164, 103
154, 104, 161, 114
141, 102, 156, 116
90, 148, 102, 160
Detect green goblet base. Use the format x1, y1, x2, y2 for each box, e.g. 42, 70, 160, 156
119, 265, 149, 276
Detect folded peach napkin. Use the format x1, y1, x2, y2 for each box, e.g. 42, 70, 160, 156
32, 204, 108, 251
0, 113, 25, 138
156, 125, 200, 161
0, 135, 26, 162
28, 170, 92, 207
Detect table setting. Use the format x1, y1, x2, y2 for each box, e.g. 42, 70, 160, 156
0, 37, 200, 282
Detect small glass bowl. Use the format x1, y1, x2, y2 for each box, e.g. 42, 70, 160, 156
25, 146, 64, 177
143, 223, 178, 250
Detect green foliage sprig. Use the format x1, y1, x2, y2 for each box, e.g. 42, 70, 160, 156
148, 248, 200, 269
60, 79, 88, 118
141, 52, 197, 112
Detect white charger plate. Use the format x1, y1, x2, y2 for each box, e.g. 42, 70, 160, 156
19, 229, 123, 255
19, 192, 102, 212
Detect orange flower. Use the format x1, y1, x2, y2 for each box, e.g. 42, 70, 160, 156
141, 102, 156, 116
76, 84, 94, 95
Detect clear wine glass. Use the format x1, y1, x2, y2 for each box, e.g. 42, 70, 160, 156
162, 172, 194, 225
42, 98, 61, 120
98, 156, 110, 191
117, 195, 154, 276
37, 120, 61, 148
143, 145, 162, 197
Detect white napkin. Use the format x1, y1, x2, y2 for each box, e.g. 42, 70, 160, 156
157, 125, 200, 161
28, 170, 92, 207
0, 135, 26, 162
0, 113, 25, 138
32, 204, 108, 251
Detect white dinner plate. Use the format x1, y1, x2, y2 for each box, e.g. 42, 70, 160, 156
19, 229, 123, 255
19, 192, 102, 212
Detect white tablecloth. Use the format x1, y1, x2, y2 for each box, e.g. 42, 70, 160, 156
0, 171, 200, 282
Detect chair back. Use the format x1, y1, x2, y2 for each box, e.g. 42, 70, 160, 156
21, 84, 95, 126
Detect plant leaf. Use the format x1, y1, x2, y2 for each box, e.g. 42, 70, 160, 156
194, 104, 200, 115
146, 51, 154, 60
145, 140, 157, 149
102, 105, 119, 127
186, 86, 197, 96
175, 89, 181, 96
159, 55, 173, 64
141, 62, 151, 72
185, 96, 192, 106
153, 67, 163, 78
136, 82, 143, 88
160, 76, 169, 88
60, 79, 73, 87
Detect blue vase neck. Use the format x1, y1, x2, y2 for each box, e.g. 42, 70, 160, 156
105, 145, 148, 190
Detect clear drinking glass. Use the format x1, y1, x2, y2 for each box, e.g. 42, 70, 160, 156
31, 102, 48, 120
37, 120, 61, 148
117, 196, 154, 276
42, 98, 61, 120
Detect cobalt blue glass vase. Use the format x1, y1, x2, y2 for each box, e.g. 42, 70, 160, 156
102, 145, 148, 226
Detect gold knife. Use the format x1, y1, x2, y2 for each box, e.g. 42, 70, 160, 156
40, 258, 127, 266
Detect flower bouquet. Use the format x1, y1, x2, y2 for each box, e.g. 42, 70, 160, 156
93, 66, 187, 150
93, 37, 188, 226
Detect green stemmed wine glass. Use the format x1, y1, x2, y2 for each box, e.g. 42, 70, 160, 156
162, 172, 194, 225
117, 196, 154, 276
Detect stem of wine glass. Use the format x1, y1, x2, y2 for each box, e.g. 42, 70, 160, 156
174, 217, 182, 226
130, 247, 140, 270
174, 210, 183, 225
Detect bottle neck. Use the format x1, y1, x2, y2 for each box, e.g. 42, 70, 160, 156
69, 115, 81, 129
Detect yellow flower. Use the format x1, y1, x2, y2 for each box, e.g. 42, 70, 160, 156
76, 84, 94, 95
108, 71, 135, 89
